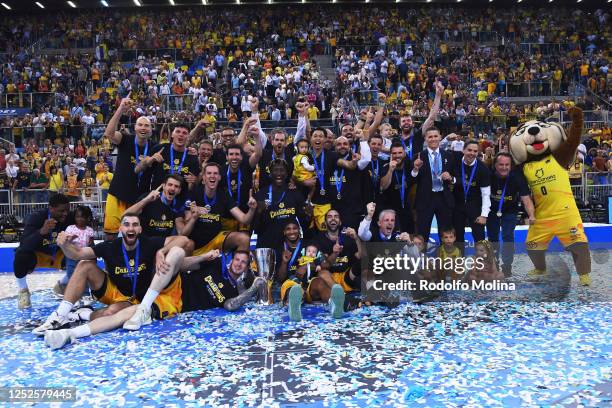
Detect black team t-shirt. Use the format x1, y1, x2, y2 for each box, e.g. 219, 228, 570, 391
454, 159, 491, 215
381, 163, 414, 211
138, 194, 187, 238
189, 185, 236, 248
18, 209, 75, 254
181, 259, 240, 311
362, 157, 389, 204
93, 235, 166, 300
109, 135, 156, 204
258, 147, 295, 191
311, 149, 340, 205
254, 187, 306, 248
151, 144, 200, 188
220, 160, 255, 212
313, 232, 358, 274
489, 169, 530, 215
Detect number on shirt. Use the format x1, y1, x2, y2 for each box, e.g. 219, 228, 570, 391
540, 186, 548, 196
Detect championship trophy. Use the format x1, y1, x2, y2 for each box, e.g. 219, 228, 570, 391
252, 248, 276, 305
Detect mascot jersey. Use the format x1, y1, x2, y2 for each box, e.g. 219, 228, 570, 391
523, 154, 579, 221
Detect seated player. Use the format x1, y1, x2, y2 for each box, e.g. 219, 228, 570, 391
182, 162, 256, 255
13, 193, 74, 309
314, 209, 363, 293
33, 213, 191, 336
43, 250, 267, 350
276, 219, 345, 322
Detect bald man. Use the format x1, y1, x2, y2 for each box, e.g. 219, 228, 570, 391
103, 95, 158, 240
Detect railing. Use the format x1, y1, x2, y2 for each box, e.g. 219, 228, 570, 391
0, 92, 59, 109
559, 110, 610, 127
429, 31, 502, 44
519, 43, 574, 56
502, 81, 558, 98
0, 187, 107, 227
0, 123, 108, 146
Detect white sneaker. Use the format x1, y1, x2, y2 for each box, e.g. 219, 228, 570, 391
122, 307, 152, 331
32, 311, 73, 336
44, 329, 74, 350
66, 306, 94, 322
18, 289, 31, 309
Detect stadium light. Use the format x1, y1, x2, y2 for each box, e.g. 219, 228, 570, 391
133, 0, 141, 6
35, 1, 44, 8
365, 0, 369, 3
1, 2, 10, 9
201, 0, 206, 4
100, 0, 109, 6
169, 0, 175, 4
67, 1, 76, 7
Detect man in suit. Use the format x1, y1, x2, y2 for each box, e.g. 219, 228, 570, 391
411, 127, 457, 243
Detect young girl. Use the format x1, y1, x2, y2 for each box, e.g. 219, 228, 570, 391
468, 240, 504, 283
292, 139, 316, 202
53, 206, 95, 296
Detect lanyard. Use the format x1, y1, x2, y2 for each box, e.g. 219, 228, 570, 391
47, 210, 57, 261
268, 185, 286, 208
312, 149, 325, 191
462, 161, 478, 202
400, 132, 413, 161
394, 169, 406, 208
371, 158, 379, 187
497, 176, 509, 215
227, 167, 241, 206
334, 167, 345, 198
160, 194, 181, 213
285, 240, 302, 274
134, 137, 148, 185
203, 191, 217, 209
169, 147, 187, 175
121, 239, 140, 298
272, 151, 285, 161
221, 252, 238, 288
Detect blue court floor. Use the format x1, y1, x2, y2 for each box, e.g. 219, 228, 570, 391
1, 251, 610, 407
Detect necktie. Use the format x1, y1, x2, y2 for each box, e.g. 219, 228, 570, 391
432, 151, 443, 192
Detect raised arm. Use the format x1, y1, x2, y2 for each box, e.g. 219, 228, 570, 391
104, 95, 133, 145
124, 187, 162, 216
57, 231, 96, 261
229, 190, 257, 224
421, 81, 444, 132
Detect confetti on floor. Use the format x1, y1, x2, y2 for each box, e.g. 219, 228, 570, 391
0, 253, 610, 407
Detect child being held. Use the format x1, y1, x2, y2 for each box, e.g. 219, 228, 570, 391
292, 139, 316, 202
296, 244, 323, 284
54, 205, 94, 295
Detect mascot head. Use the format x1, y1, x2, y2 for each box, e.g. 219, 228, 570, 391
509, 120, 567, 165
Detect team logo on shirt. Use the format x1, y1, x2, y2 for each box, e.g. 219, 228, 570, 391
52, 232, 58, 238
279, 202, 285, 209
218, 282, 224, 289
174, 159, 180, 165
535, 168, 544, 178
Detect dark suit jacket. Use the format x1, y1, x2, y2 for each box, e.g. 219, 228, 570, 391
412, 149, 457, 211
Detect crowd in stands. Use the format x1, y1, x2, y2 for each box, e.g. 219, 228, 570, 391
0, 5, 609, 210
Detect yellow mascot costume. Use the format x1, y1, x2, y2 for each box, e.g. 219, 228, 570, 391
509, 107, 591, 286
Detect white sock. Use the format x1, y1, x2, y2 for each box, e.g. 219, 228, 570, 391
69, 324, 91, 339
56, 300, 74, 317
59, 274, 70, 285
16, 277, 28, 290
77, 308, 92, 321
139, 288, 159, 311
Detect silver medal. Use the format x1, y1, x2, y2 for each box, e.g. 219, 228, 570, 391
320, 189, 326, 196
337, 193, 341, 200
496, 211, 502, 217
204, 205, 211, 212
264, 199, 272, 208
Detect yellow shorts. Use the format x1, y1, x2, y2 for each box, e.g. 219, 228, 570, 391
93, 274, 183, 320
193, 231, 231, 256
331, 271, 355, 292
220, 218, 250, 232
525, 218, 588, 251
35, 250, 64, 269
310, 203, 331, 231
103, 193, 128, 234
280, 278, 316, 303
